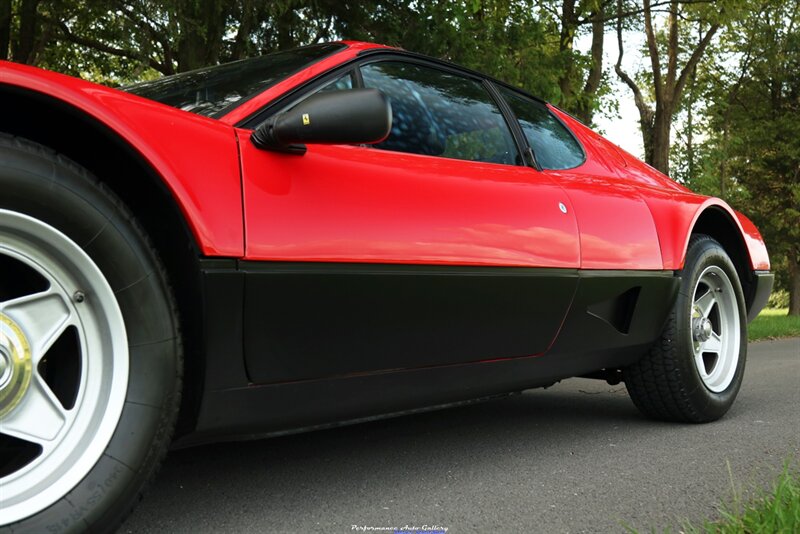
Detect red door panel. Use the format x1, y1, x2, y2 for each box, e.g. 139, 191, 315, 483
238, 130, 580, 268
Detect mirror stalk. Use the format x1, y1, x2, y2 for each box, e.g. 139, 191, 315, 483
251, 119, 307, 154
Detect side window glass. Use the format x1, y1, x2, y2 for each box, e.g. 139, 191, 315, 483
279, 72, 354, 114
360, 62, 518, 165
315, 72, 353, 94
498, 87, 584, 170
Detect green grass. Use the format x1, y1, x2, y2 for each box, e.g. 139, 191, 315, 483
682, 464, 800, 534
748, 308, 800, 341
624, 463, 800, 533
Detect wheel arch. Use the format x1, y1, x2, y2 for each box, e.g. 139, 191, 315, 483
689, 204, 763, 318
0, 84, 205, 438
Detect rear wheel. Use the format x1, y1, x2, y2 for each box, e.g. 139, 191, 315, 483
0, 135, 181, 532
624, 234, 747, 422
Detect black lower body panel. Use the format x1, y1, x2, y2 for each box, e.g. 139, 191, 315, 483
242, 263, 578, 383
746, 270, 773, 322
177, 262, 678, 447
180, 343, 650, 447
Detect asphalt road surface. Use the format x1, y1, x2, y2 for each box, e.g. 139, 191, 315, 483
123, 338, 799, 533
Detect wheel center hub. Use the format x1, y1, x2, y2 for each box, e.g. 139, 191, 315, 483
692, 316, 713, 343
0, 346, 10, 385
0, 312, 33, 418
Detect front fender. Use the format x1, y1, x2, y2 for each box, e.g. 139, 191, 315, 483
0, 61, 244, 257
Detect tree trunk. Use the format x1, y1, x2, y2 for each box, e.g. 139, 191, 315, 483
719, 114, 729, 198
232, 0, 255, 60
276, 7, 295, 50
201, 0, 225, 66
650, 104, 673, 175
12, 0, 40, 64
639, 107, 656, 167
789, 255, 800, 316
686, 94, 694, 181
685, 65, 697, 183
557, 0, 577, 107
617, 0, 718, 176
575, 4, 605, 125
177, 31, 204, 72
175, 0, 227, 71
0, 0, 10, 61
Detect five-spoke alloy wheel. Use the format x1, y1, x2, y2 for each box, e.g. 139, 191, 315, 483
0, 135, 181, 533
0, 209, 129, 524
690, 265, 741, 393
624, 234, 748, 423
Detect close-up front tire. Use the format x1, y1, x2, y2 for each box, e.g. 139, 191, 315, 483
624, 234, 748, 423
0, 134, 182, 533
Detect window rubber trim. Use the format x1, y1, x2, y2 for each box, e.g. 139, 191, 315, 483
490, 85, 587, 171
484, 80, 541, 171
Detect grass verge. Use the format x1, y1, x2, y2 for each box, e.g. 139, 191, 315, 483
681, 463, 800, 534
624, 463, 800, 533
748, 308, 800, 341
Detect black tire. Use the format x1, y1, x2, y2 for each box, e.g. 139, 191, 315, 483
0, 134, 182, 533
624, 234, 747, 423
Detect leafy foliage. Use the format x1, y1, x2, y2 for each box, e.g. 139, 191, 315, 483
695, 0, 800, 313
0, 1, 607, 115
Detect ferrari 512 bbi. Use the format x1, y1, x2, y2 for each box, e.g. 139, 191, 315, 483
0, 41, 772, 532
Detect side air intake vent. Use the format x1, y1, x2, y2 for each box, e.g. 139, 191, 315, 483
586, 286, 641, 334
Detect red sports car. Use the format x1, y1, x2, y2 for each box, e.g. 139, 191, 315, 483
0, 41, 773, 532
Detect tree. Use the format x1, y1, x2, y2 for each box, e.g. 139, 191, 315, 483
336, 1, 568, 105
699, 0, 800, 315
614, 0, 721, 175
5, 0, 358, 82
535, 0, 610, 124
2, 1, 592, 117
0, 0, 54, 65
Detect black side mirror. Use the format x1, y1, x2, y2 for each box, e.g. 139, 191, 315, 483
251, 88, 392, 154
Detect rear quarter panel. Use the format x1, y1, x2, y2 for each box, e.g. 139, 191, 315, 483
616, 150, 770, 271
555, 109, 769, 272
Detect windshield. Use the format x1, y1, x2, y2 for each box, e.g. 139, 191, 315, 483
124, 43, 346, 118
